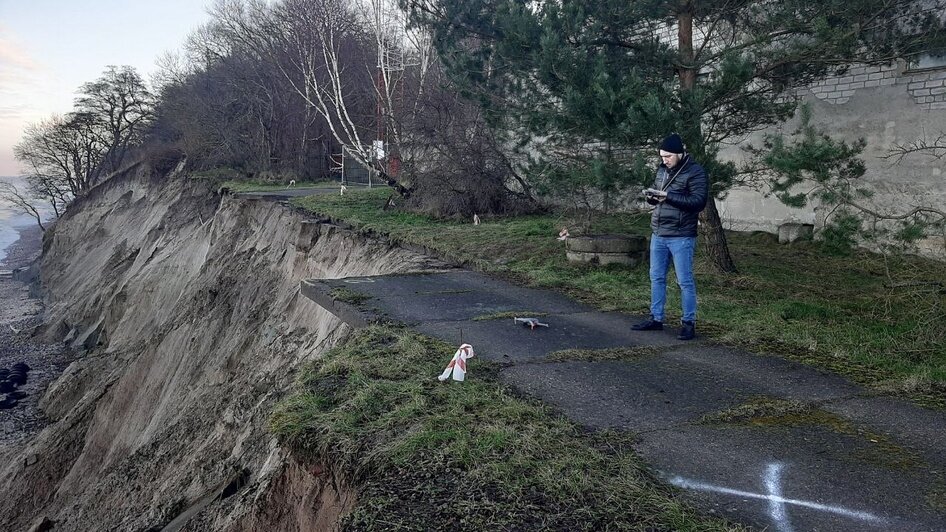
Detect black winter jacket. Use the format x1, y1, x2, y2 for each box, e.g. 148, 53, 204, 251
647, 155, 708, 237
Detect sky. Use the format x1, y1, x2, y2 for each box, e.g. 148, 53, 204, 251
0, 0, 213, 176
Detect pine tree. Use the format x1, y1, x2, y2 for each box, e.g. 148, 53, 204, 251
403, 0, 946, 272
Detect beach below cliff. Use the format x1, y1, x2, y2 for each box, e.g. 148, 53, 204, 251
0, 224, 72, 459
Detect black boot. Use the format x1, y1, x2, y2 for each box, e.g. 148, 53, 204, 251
632, 318, 663, 331
677, 321, 695, 341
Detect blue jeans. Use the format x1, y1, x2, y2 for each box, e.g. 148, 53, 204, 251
649, 234, 697, 323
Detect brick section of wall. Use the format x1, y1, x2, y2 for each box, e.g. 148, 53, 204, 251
901, 68, 946, 109
808, 63, 901, 105
650, 24, 946, 110
807, 61, 946, 109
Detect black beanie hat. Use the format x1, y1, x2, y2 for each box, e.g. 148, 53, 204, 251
659, 133, 685, 154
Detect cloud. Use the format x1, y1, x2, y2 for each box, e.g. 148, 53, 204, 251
0, 24, 44, 98
0, 105, 30, 120
0, 25, 39, 72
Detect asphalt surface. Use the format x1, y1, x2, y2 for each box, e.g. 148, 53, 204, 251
301, 269, 946, 532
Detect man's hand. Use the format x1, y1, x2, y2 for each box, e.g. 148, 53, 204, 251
644, 188, 668, 202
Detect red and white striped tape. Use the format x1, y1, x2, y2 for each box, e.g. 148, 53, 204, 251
438, 343, 475, 382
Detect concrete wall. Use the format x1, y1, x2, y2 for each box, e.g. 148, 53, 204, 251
719, 60, 946, 257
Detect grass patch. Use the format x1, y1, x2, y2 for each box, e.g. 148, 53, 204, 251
221, 179, 334, 193
292, 189, 946, 407
472, 311, 548, 321
271, 326, 741, 530
699, 397, 813, 425
329, 287, 371, 306
548, 345, 668, 362
415, 289, 473, 296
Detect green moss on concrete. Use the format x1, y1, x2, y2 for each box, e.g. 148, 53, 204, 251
547, 345, 668, 362
702, 397, 924, 471
699, 398, 813, 425
329, 287, 371, 306
472, 311, 548, 321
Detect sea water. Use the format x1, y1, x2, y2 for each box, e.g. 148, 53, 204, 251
0, 176, 50, 266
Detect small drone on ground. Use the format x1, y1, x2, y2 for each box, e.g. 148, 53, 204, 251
514, 317, 549, 330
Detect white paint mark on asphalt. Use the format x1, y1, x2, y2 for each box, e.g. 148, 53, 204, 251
670, 468, 885, 526
765, 462, 792, 532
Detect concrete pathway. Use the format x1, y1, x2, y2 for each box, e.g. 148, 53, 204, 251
301, 270, 946, 531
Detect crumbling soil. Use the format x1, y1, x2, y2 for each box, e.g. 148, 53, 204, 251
0, 164, 446, 531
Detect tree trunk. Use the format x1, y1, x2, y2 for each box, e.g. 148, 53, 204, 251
677, 4, 738, 274
699, 198, 738, 273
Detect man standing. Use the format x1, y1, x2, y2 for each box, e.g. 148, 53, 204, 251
632, 133, 708, 340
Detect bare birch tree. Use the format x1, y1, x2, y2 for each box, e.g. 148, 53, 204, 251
210, 0, 416, 191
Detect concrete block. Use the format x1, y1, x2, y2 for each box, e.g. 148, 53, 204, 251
566, 250, 646, 267
925, 79, 944, 88
913, 88, 932, 96
908, 81, 926, 90
566, 235, 647, 254
931, 87, 946, 95
853, 74, 869, 82
849, 82, 865, 89
848, 66, 866, 75
930, 102, 946, 110
833, 97, 850, 104
836, 83, 850, 91
879, 78, 897, 86
868, 72, 884, 80
864, 80, 880, 88
778, 223, 814, 244
841, 90, 856, 97
826, 91, 844, 99
838, 76, 854, 84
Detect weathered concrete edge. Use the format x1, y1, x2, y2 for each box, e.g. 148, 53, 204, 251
282, 205, 470, 271
299, 280, 375, 329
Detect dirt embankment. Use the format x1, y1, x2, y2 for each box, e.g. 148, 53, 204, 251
0, 162, 445, 531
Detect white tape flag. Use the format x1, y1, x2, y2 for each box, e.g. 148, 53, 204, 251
438, 343, 475, 382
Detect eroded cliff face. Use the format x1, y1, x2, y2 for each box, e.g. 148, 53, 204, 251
0, 163, 445, 531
